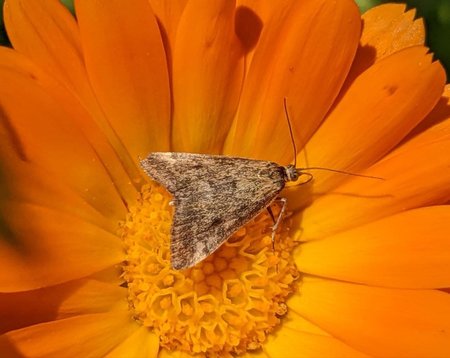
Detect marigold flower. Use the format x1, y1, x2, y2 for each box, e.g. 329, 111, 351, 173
1, 0, 449, 357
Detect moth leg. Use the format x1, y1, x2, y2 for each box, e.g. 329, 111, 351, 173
266, 206, 277, 251
266, 206, 276, 224
271, 198, 287, 245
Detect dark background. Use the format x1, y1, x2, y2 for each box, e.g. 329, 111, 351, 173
0, 0, 449, 76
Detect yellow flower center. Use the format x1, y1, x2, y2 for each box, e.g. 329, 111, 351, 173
121, 182, 299, 355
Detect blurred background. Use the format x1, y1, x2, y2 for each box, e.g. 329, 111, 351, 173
0, 0, 449, 76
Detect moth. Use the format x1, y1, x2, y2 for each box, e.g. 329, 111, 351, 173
140, 152, 307, 269
141, 98, 382, 269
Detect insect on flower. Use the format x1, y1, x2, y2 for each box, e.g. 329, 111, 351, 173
141, 100, 382, 269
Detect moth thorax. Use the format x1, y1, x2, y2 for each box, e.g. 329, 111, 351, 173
284, 165, 299, 182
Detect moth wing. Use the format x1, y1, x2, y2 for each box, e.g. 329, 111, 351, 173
141, 152, 286, 269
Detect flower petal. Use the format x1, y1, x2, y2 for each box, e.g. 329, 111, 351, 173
271, 310, 365, 357
224, 0, 360, 163
105, 326, 159, 358
3, 0, 90, 96
76, 0, 171, 157
264, 324, 369, 358
349, 4, 425, 79
0, 279, 126, 334
158, 349, 194, 358
1, 312, 139, 358
235, 1, 278, 29
52, 280, 126, 317
407, 83, 450, 140
3, 0, 151, 184
296, 206, 450, 289
289, 277, 450, 358
289, 46, 445, 202
0, 67, 129, 219
241, 351, 269, 358
0, 47, 144, 202
0, 204, 124, 292
148, 0, 188, 55
171, 0, 244, 153
297, 112, 450, 240
284, 309, 331, 336
0, 158, 115, 233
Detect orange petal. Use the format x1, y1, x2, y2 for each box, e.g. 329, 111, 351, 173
265, 309, 370, 358
0, 47, 142, 203
274, 307, 367, 357
158, 349, 193, 358
1, 312, 139, 357
241, 351, 269, 358
3, 0, 91, 97
235, 1, 278, 28
284, 309, 331, 336
3, 0, 151, 184
290, 46, 445, 199
264, 326, 369, 358
0, 154, 116, 234
76, 0, 171, 158
106, 326, 159, 358
350, 4, 425, 78
224, 0, 361, 163
297, 113, 450, 240
148, 0, 188, 55
54, 280, 127, 317
0, 67, 129, 220
89, 265, 124, 286
0, 279, 126, 334
0, 204, 124, 292
171, 0, 244, 153
407, 83, 450, 140
289, 277, 450, 358
296, 206, 450, 289
233, 3, 264, 71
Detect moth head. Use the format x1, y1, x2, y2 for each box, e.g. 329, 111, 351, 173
284, 164, 299, 182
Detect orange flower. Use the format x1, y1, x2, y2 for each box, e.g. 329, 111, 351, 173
1, 0, 449, 357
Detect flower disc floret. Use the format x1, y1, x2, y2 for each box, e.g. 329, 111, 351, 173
121, 183, 300, 355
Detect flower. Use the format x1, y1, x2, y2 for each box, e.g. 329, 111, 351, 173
1, 0, 449, 357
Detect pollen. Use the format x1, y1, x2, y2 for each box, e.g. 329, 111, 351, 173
121, 182, 300, 355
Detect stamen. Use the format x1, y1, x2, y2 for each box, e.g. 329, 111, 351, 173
121, 182, 300, 355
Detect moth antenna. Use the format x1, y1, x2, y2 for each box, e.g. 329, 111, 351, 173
299, 167, 384, 180
282, 99, 383, 182
283, 97, 297, 168
299, 171, 314, 184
